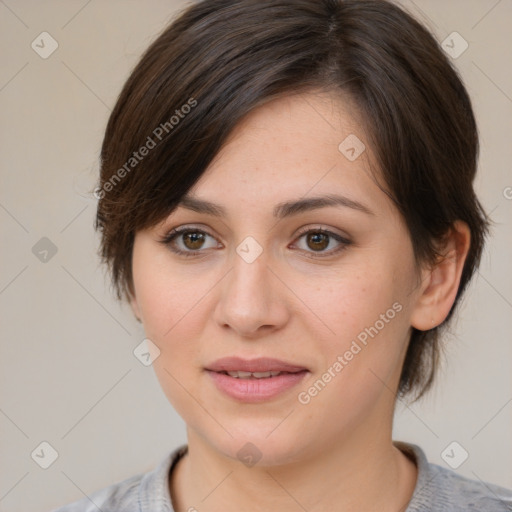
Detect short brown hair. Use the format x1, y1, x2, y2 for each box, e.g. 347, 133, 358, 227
96, 0, 489, 399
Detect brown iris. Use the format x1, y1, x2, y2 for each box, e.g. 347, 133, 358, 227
183, 231, 205, 250
306, 232, 329, 251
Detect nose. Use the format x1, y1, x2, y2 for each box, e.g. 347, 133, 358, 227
213, 250, 290, 338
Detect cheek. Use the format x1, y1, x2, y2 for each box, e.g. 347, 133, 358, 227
293, 252, 415, 395
132, 248, 213, 340
137, 275, 208, 371
296, 261, 408, 346
295, 274, 410, 436
131, 247, 213, 403
133, 262, 212, 422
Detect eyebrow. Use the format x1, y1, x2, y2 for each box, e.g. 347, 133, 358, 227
177, 193, 374, 218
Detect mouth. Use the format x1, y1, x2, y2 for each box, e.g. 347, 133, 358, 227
205, 357, 309, 402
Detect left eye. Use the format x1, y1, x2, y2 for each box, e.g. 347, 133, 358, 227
292, 229, 348, 255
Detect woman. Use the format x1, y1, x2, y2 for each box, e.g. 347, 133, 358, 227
54, 0, 512, 510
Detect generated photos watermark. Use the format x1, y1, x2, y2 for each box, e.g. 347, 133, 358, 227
298, 301, 403, 405
94, 97, 197, 199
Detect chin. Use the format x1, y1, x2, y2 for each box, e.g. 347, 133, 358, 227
203, 425, 311, 468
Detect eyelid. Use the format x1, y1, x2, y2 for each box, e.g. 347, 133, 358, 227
160, 224, 219, 244
292, 224, 350, 242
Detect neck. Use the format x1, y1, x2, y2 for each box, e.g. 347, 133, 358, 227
170, 420, 417, 512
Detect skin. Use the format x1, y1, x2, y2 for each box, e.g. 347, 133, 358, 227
130, 91, 470, 512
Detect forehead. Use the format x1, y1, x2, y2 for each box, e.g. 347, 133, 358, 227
183, 91, 395, 221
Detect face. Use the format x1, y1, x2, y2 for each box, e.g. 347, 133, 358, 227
131, 92, 425, 466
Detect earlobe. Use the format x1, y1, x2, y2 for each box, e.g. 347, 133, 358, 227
410, 221, 471, 331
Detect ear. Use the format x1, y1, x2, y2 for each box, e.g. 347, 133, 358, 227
410, 221, 471, 331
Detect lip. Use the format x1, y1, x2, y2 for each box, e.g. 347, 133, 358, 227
205, 357, 309, 403
205, 357, 308, 373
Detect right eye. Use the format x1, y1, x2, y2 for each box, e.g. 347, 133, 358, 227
160, 227, 221, 257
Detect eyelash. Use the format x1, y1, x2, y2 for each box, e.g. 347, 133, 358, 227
159, 226, 352, 259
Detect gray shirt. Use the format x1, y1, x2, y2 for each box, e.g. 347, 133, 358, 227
52, 442, 512, 511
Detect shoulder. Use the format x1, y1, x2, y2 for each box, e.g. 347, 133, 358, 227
50, 472, 142, 512
50, 445, 187, 512
423, 463, 512, 511
397, 442, 512, 512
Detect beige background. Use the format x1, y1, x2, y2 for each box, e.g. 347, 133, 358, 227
0, 1, 511, 511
